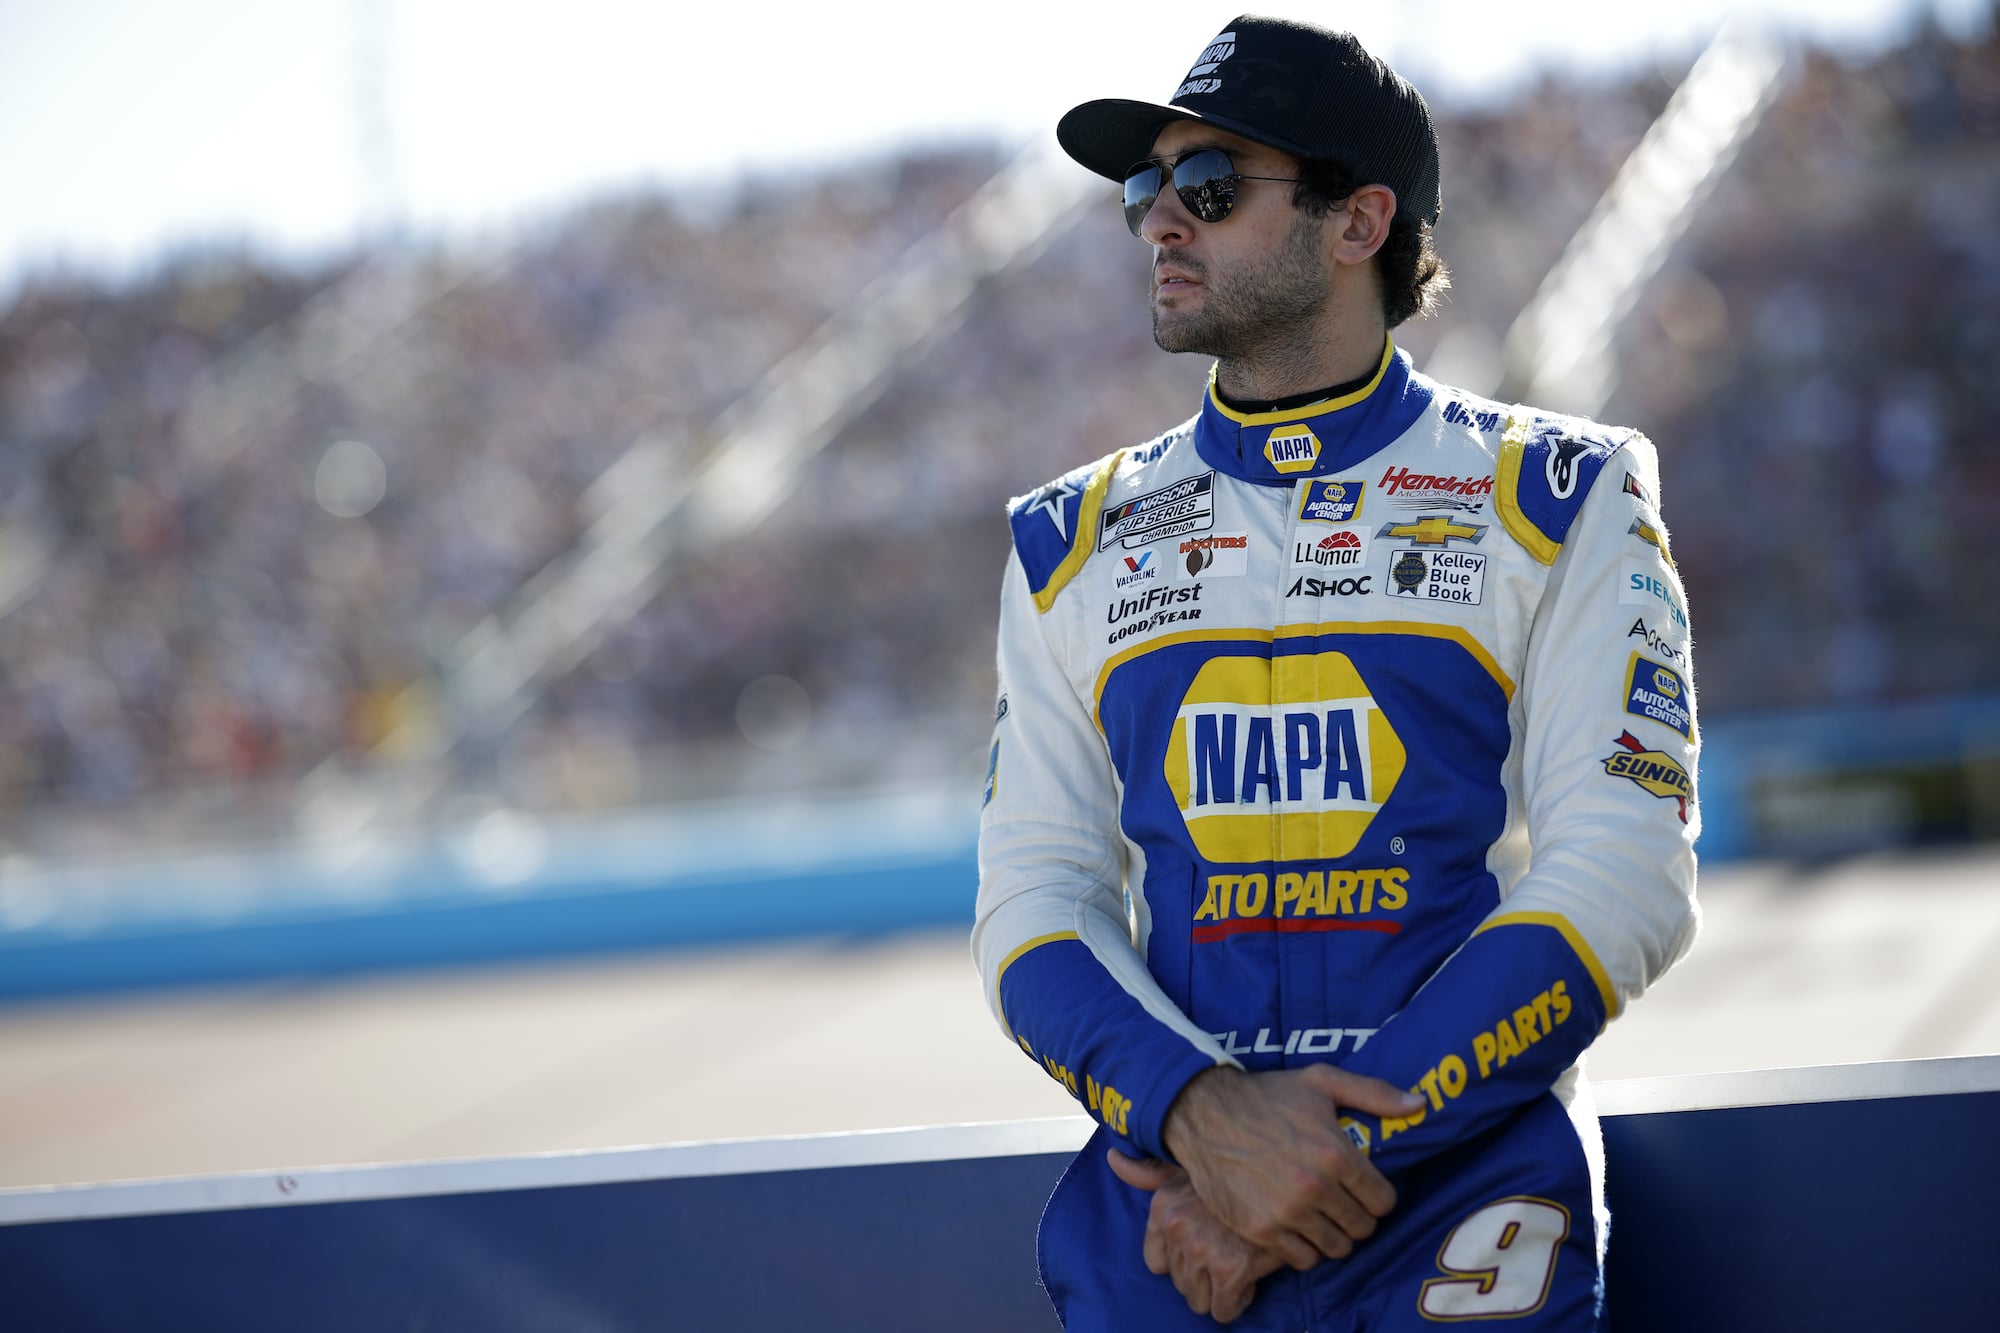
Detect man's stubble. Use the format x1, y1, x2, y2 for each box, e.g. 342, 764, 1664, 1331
1152, 208, 1332, 378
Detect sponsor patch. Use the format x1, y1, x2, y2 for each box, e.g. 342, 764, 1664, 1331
1622, 473, 1654, 508
994, 694, 1009, 724
1377, 515, 1488, 548
1180, 532, 1249, 579
1299, 478, 1365, 524
1263, 425, 1322, 474
1603, 730, 1691, 823
1106, 583, 1205, 645
1620, 561, 1688, 632
983, 740, 1000, 806
1624, 654, 1693, 738
1115, 550, 1161, 589
1629, 517, 1675, 568
1164, 652, 1405, 861
1627, 617, 1686, 665
1387, 549, 1486, 604
1100, 472, 1216, 551
1440, 399, 1504, 433
1285, 573, 1374, 599
1379, 465, 1494, 512
1292, 529, 1371, 570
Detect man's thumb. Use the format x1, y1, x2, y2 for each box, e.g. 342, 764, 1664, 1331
1298, 1064, 1426, 1118
1106, 1147, 1174, 1192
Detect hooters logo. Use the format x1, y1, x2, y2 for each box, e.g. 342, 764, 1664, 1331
1163, 652, 1406, 861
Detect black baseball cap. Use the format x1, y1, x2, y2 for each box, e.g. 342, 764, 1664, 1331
1057, 15, 1442, 225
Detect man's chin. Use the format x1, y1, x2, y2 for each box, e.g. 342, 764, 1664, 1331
1151, 314, 1214, 356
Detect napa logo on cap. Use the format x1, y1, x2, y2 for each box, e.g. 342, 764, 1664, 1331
1263, 425, 1322, 474
1164, 652, 1406, 862
1175, 30, 1237, 99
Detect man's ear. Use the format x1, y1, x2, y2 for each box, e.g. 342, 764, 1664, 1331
1329, 185, 1397, 268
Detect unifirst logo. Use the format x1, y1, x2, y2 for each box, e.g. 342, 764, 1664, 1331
1264, 425, 1322, 474
1164, 652, 1406, 862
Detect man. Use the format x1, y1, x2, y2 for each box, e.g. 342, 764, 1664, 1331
973, 14, 1698, 1331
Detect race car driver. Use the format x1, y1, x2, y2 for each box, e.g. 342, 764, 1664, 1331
973, 15, 1700, 1330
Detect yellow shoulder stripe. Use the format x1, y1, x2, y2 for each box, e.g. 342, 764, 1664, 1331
1033, 452, 1124, 614
1495, 413, 1561, 566
1472, 911, 1620, 1019
994, 930, 1080, 1036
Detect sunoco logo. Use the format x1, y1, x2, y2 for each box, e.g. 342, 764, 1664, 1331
1263, 425, 1321, 474
1164, 652, 1406, 861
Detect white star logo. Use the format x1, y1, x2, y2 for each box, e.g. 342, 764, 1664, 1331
1025, 478, 1080, 542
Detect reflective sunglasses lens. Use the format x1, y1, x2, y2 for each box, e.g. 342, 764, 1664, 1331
1171, 149, 1238, 224
1122, 164, 1165, 236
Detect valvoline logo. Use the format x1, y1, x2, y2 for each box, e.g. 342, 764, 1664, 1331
1115, 549, 1160, 589
1163, 652, 1406, 862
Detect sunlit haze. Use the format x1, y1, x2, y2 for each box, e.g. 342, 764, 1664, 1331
0, 0, 1985, 292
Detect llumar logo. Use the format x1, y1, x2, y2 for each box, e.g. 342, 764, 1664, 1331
1263, 425, 1321, 474
1164, 652, 1405, 861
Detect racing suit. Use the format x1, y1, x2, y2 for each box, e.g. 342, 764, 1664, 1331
973, 341, 1699, 1330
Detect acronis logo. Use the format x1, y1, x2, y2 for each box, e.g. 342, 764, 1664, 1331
1164, 652, 1406, 861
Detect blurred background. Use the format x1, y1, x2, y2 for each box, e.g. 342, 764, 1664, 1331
2, 0, 1998, 1191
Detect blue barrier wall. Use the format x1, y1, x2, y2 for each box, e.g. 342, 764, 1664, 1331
3, 1058, 1994, 1332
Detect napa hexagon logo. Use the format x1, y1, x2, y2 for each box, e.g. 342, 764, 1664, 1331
1163, 652, 1406, 862
1263, 425, 1322, 474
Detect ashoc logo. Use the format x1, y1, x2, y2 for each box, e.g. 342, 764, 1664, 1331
1164, 652, 1406, 861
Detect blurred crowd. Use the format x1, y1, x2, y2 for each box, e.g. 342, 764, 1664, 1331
0, 19, 1994, 843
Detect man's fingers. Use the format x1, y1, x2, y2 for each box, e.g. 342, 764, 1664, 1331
1289, 1208, 1355, 1268
1107, 1148, 1176, 1193
1212, 1277, 1256, 1325
1344, 1157, 1399, 1219
1297, 1063, 1426, 1119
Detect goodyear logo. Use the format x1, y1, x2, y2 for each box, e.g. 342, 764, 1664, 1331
1624, 653, 1692, 738
1603, 730, 1691, 823
1263, 425, 1322, 474
1164, 652, 1405, 862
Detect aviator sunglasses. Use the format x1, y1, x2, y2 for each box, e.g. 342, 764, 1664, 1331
1122, 147, 1303, 236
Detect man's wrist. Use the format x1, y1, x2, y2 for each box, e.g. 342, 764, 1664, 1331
1161, 1063, 1243, 1165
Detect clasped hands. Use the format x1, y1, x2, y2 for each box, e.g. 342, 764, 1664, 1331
1106, 1064, 1422, 1324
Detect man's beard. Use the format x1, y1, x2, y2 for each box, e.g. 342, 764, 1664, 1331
1152, 210, 1331, 364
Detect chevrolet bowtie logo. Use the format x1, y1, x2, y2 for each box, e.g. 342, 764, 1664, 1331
1377, 515, 1488, 547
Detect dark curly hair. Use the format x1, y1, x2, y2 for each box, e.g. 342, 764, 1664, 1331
1291, 155, 1450, 329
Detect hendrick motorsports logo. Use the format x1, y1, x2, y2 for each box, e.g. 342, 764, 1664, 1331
1100, 472, 1216, 551
1603, 730, 1690, 823
1164, 652, 1406, 862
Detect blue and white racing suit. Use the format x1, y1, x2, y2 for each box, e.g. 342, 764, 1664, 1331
974, 342, 1700, 1330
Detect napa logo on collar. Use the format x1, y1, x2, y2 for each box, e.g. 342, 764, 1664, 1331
1164, 652, 1406, 862
1263, 425, 1322, 474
